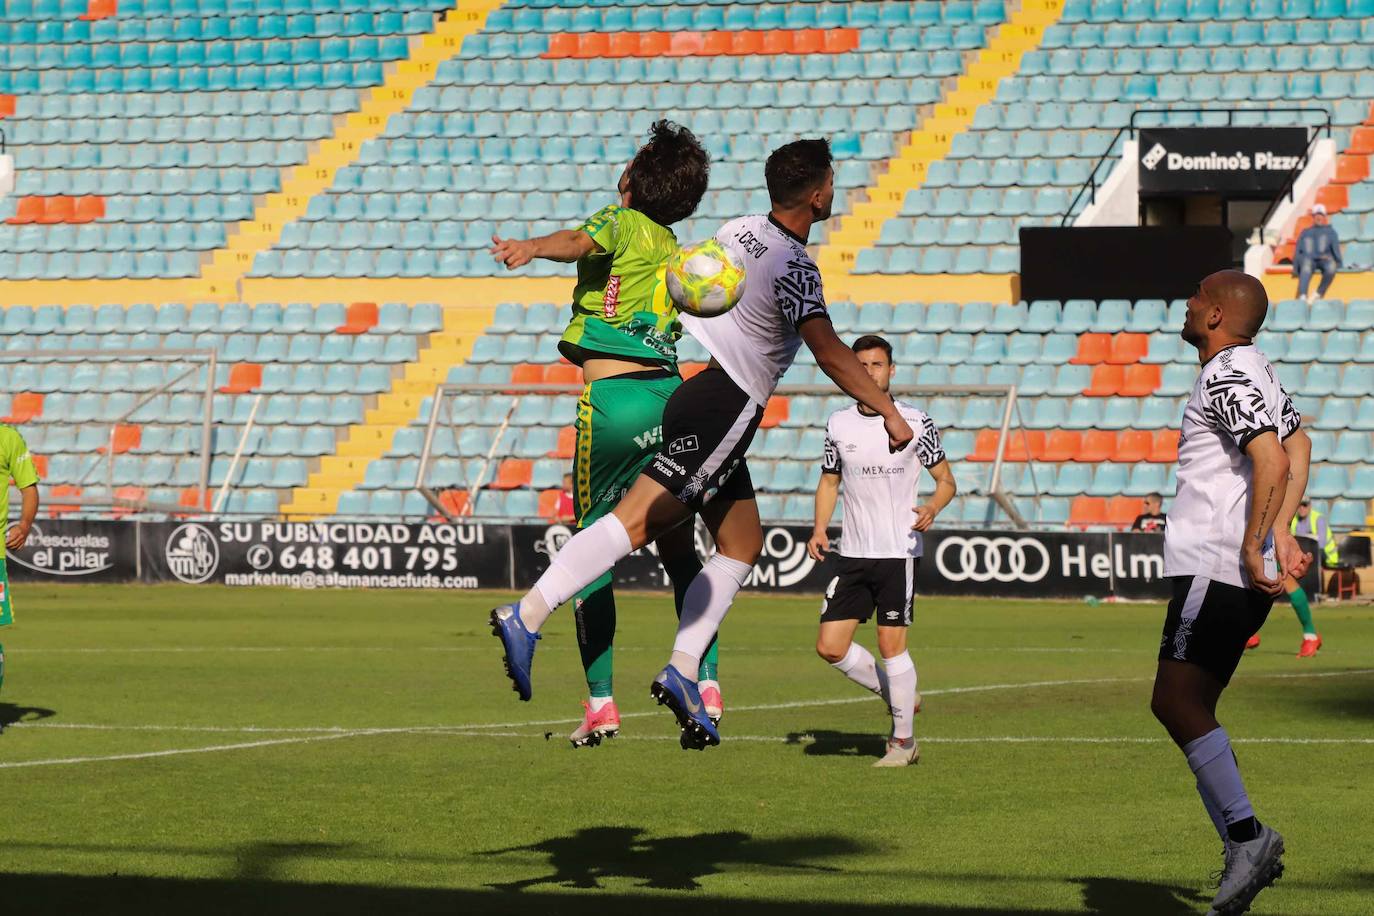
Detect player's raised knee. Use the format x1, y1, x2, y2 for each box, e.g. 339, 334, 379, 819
815, 638, 848, 664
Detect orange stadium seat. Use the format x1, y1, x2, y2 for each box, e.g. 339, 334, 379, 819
438, 489, 470, 518
98, 424, 142, 455
538, 489, 562, 520
791, 28, 824, 54
491, 459, 533, 490
1106, 333, 1148, 365
1085, 364, 1124, 397
1120, 364, 1162, 397
30, 454, 48, 479
1070, 333, 1111, 365
824, 28, 860, 53
1042, 430, 1083, 462
1079, 430, 1117, 463
1314, 184, 1348, 213
1149, 429, 1179, 463
545, 363, 581, 386
336, 302, 379, 334
679, 362, 707, 380
543, 34, 578, 58
701, 31, 731, 55
0, 95, 15, 117
38, 196, 75, 224
638, 31, 670, 56
510, 363, 546, 386
72, 195, 106, 223
79, 0, 116, 20
552, 427, 576, 459
6, 196, 45, 225
1114, 430, 1153, 463
178, 487, 210, 512
1107, 496, 1144, 529
49, 485, 83, 517
762, 29, 795, 54
3, 393, 43, 423
574, 32, 610, 58
667, 31, 705, 56
970, 429, 1000, 461
607, 32, 640, 57
728, 30, 764, 55
1334, 154, 1370, 184
1068, 496, 1108, 529
1004, 429, 1045, 461
1353, 128, 1374, 155
219, 363, 262, 394
760, 396, 789, 429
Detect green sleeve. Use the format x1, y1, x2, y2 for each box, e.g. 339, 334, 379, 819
579, 204, 622, 256
8, 433, 38, 489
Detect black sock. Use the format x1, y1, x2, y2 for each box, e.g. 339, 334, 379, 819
1226, 816, 1261, 844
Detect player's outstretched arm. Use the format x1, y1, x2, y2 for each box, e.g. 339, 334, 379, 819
911, 459, 956, 532
808, 472, 840, 560
800, 319, 913, 452
1273, 427, 1313, 578
490, 230, 599, 269
1241, 431, 1291, 595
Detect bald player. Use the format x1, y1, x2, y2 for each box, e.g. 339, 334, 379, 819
1150, 270, 1312, 915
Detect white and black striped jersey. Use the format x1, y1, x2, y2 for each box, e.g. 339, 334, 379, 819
1164, 344, 1300, 588
679, 213, 829, 405
822, 401, 946, 559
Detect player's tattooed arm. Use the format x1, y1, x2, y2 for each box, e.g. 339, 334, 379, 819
490, 229, 599, 268
1241, 431, 1291, 595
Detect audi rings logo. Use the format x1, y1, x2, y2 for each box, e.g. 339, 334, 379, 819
935, 536, 1051, 583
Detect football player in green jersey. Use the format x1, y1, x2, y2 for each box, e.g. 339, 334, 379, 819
0, 423, 40, 715
490, 121, 721, 745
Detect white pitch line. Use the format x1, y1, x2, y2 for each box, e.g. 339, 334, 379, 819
419, 732, 1374, 747
0, 729, 386, 770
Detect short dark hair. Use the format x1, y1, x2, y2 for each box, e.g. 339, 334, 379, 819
851, 335, 893, 362
625, 120, 710, 227
765, 138, 833, 209
1145, 492, 1163, 502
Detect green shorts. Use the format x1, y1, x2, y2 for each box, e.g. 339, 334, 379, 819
574, 370, 681, 527
0, 560, 12, 627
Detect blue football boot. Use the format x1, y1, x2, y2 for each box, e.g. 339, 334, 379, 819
490, 603, 539, 701
649, 664, 720, 750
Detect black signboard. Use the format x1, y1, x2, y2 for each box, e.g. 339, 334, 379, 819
1138, 127, 1308, 195
7, 519, 134, 584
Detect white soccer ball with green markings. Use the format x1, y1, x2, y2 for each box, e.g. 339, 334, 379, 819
665, 238, 747, 318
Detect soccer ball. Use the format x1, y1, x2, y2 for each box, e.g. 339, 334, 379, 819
665, 239, 746, 318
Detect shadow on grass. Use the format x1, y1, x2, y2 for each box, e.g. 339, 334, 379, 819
481, 825, 860, 892
0, 702, 56, 732
783, 730, 887, 758
1075, 876, 1209, 915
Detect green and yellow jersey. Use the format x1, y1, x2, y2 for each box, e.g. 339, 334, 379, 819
0, 424, 38, 562
559, 205, 683, 368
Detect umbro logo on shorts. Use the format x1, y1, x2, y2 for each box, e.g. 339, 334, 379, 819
669, 435, 699, 456
884, 610, 900, 621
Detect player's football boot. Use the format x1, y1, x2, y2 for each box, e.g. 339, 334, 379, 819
650, 665, 720, 750
1296, 634, 1321, 658
1245, 633, 1261, 650
489, 602, 539, 701
1207, 824, 1284, 915
569, 700, 620, 748
699, 680, 724, 726
873, 737, 920, 768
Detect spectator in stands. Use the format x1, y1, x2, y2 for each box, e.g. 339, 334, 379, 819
1291, 499, 1339, 569
1130, 492, 1167, 533
555, 473, 576, 524
1293, 204, 1342, 304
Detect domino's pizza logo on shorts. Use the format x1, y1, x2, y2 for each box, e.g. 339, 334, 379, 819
166, 523, 220, 584
668, 435, 699, 456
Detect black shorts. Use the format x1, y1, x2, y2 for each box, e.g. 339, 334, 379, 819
1158, 575, 1275, 686
642, 367, 759, 511
819, 556, 918, 627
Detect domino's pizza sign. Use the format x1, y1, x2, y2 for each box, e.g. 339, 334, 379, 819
1138, 127, 1309, 195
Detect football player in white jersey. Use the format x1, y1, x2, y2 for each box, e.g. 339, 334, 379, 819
1150, 270, 1312, 915
490, 139, 915, 750
807, 335, 956, 767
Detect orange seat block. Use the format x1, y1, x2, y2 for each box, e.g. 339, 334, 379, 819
3, 392, 43, 423
79, 0, 115, 19
728, 30, 764, 55
1071, 333, 1112, 365
538, 488, 562, 520
700, 30, 731, 55
1079, 430, 1117, 463
1120, 363, 1162, 397
1106, 496, 1144, 529
6, 196, 45, 225
72, 195, 106, 223
552, 427, 576, 459
1334, 154, 1370, 184
606, 32, 640, 57
437, 489, 470, 518
1004, 430, 1046, 461
791, 28, 824, 54
679, 362, 707, 380
543, 33, 578, 58
970, 429, 1000, 461
823, 27, 859, 53
1273, 241, 1294, 263
760, 396, 789, 429
101, 424, 142, 455
219, 363, 262, 394
667, 31, 705, 56
178, 487, 210, 512
1106, 332, 1148, 365
49, 484, 83, 517
1114, 430, 1153, 463
573, 32, 610, 58
1085, 364, 1124, 397
1042, 430, 1083, 462
637, 31, 670, 56
1315, 184, 1348, 214
0, 95, 14, 118
30, 454, 48, 479
510, 363, 546, 386
491, 458, 533, 490
545, 363, 581, 386
1068, 495, 1108, 529
336, 301, 378, 334
761, 29, 794, 54
1149, 429, 1179, 463
38, 195, 74, 224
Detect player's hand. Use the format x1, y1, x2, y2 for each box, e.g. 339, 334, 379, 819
1242, 544, 1283, 596
1273, 529, 1313, 580
884, 412, 914, 453
807, 530, 829, 561
6, 522, 30, 551
911, 504, 937, 532
490, 235, 535, 269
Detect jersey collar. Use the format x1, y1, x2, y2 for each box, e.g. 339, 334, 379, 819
1199, 342, 1250, 371
768, 213, 808, 247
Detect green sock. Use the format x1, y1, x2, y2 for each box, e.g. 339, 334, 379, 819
574, 574, 616, 698
1290, 586, 1316, 636
0, 641, 6, 698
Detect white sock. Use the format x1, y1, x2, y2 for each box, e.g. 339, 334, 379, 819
883, 651, 918, 741
831, 643, 884, 696
588, 695, 614, 712
668, 553, 753, 681
520, 514, 633, 633
1196, 778, 1228, 843
1184, 727, 1254, 832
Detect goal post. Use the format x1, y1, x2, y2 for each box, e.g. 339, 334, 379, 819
415, 381, 1032, 529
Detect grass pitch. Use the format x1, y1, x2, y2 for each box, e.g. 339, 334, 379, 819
1, 584, 1371, 915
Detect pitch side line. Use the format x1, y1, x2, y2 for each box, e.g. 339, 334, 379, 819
0, 729, 388, 770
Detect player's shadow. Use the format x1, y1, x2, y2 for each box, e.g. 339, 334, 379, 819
0, 702, 57, 731
481, 825, 866, 892
1074, 876, 1209, 915
784, 729, 887, 758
